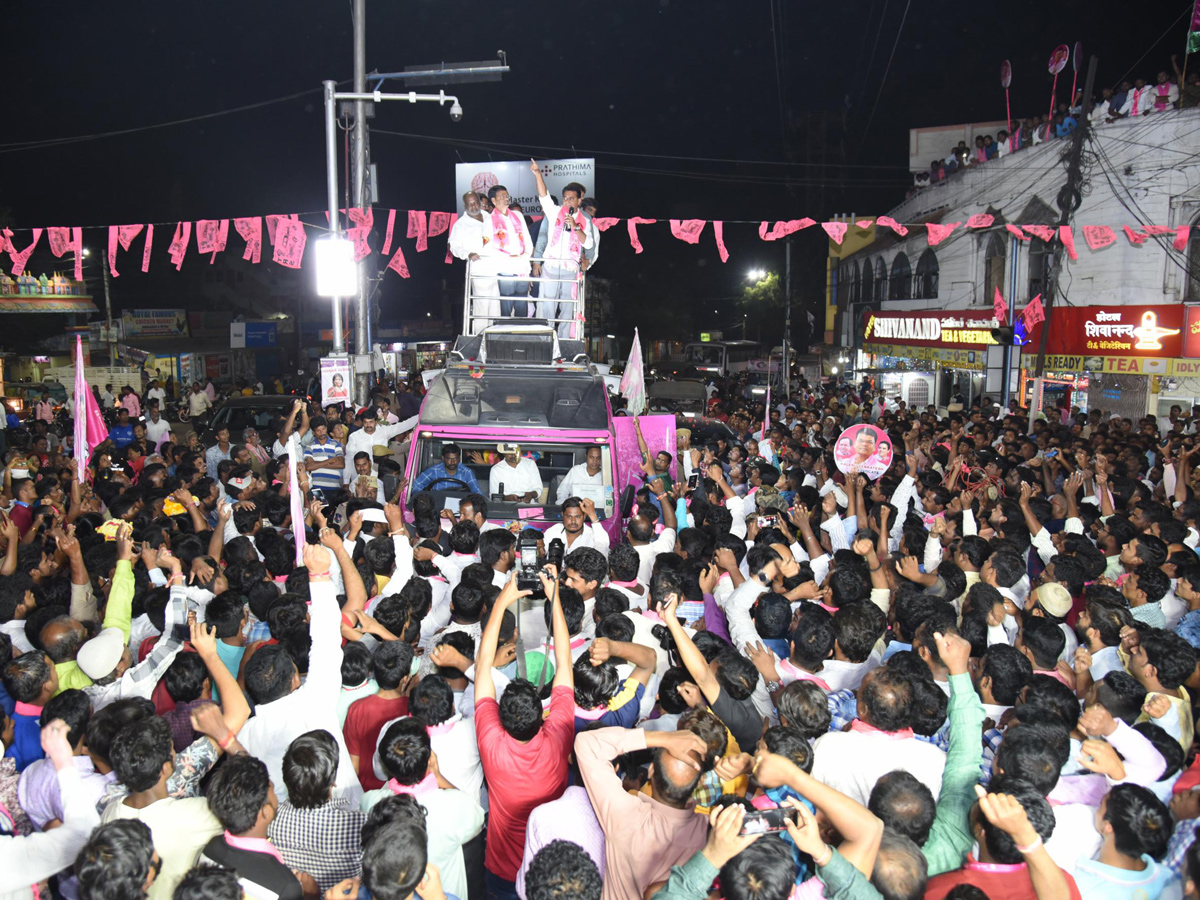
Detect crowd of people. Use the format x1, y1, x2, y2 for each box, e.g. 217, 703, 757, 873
5, 368, 1200, 900
916, 55, 1200, 190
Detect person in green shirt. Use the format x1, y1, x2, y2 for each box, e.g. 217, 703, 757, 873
43, 523, 137, 694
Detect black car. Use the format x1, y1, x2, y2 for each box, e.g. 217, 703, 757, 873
198, 396, 304, 448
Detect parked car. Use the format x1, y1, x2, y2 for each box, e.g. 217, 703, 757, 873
198, 396, 303, 448
647, 379, 708, 420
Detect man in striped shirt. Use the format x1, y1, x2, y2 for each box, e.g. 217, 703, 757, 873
303, 416, 345, 494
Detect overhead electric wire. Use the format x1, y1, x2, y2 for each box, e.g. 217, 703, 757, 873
768, 0, 789, 151
857, 0, 914, 153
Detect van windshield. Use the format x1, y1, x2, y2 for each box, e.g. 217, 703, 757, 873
685, 345, 723, 365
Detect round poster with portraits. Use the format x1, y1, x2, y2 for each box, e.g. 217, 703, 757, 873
833, 423, 893, 481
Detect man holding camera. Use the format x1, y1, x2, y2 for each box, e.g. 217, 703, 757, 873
530, 160, 594, 339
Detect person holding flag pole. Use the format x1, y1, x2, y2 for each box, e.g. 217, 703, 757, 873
73, 335, 108, 483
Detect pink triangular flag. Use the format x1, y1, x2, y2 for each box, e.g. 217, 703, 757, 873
993, 287, 1007, 324
234, 217, 262, 263
47, 227, 76, 259
627, 217, 656, 254
272, 219, 307, 268
822, 222, 848, 245
1022, 225, 1056, 242
167, 222, 192, 270
195, 220, 227, 256
593, 217, 620, 232
382, 209, 397, 255
442, 213, 457, 264
1059, 225, 1077, 261
387, 243, 411, 277
429, 212, 453, 238
8, 229, 42, 277
713, 221, 729, 263
0, 228, 13, 256
1021, 294, 1045, 329
876, 216, 908, 237
855, 219, 874, 229
408, 210, 428, 252
966, 214, 994, 229
1143, 225, 1173, 236
1082, 225, 1116, 251
347, 207, 373, 261
669, 219, 706, 244
1005, 224, 1029, 241
1176, 227, 1192, 251
926, 222, 961, 246
1123, 225, 1148, 246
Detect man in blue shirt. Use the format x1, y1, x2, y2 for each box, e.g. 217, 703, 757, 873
411, 443, 481, 494
1, 650, 57, 771
109, 409, 135, 450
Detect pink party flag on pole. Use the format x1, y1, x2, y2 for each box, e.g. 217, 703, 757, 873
74, 335, 108, 479
288, 434, 306, 566
619, 329, 647, 416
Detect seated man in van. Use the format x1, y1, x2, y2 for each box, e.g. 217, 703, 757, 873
555, 444, 604, 505
411, 443, 482, 494
488, 443, 544, 502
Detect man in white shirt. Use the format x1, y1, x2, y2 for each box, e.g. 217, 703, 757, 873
144, 403, 171, 448
1118, 78, 1154, 117
488, 444, 543, 502
342, 407, 415, 485
555, 445, 604, 505
146, 380, 167, 409
480, 185, 533, 320
101, 384, 116, 409
449, 191, 499, 327
542, 496, 611, 558
529, 160, 593, 338
187, 383, 212, 419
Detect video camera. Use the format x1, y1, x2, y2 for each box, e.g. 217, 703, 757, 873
516, 535, 565, 600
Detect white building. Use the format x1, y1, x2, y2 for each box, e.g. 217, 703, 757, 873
831, 108, 1200, 420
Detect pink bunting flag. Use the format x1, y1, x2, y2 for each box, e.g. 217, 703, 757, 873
1059, 225, 1077, 261
875, 216, 908, 237
408, 210, 428, 252
855, 219, 875, 229
993, 287, 1008, 324
195, 219, 229, 261
966, 214, 995, 229
429, 212, 453, 238
1022, 225, 1056, 242
0, 228, 13, 256
1021, 294, 1045, 329
107, 225, 120, 276
265, 214, 298, 247
47, 227, 84, 281
1176, 227, 1192, 251
382, 209, 397, 255
273, 219, 307, 268
118, 224, 144, 252
141, 225, 154, 273
713, 221, 729, 263
1123, 225, 1148, 246
442, 214, 457, 264
234, 217, 262, 263
760, 219, 816, 241
346, 207, 374, 261
167, 222, 191, 270
387, 244, 411, 278
1082, 225, 1116, 250
822, 222, 848, 245
9, 229, 42, 277
627, 217, 656, 254
1143, 226, 1174, 236
669, 219, 706, 244
592, 217, 620, 232
1005, 224, 1029, 241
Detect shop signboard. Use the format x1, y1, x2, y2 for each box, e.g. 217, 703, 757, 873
121, 309, 190, 337
863, 342, 985, 371
1185, 306, 1200, 358
862, 310, 1000, 350
1027, 305, 1184, 359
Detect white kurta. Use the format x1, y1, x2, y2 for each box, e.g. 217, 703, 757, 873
489, 458, 544, 499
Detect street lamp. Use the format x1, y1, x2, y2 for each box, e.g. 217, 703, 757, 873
746, 269, 766, 281
313, 235, 358, 297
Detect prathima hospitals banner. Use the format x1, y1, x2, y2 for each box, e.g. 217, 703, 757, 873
454, 159, 596, 214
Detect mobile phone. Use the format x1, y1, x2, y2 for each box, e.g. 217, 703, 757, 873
739, 806, 798, 835
687, 473, 700, 490
1043, 449, 1058, 459
756, 514, 777, 529
307, 488, 326, 503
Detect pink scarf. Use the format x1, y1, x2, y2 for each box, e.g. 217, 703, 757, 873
1155, 83, 1172, 111
550, 205, 585, 258
490, 208, 527, 256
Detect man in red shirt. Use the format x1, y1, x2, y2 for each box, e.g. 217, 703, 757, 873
343, 640, 415, 791
8, 478, 36, 537
475, 569, 575, 900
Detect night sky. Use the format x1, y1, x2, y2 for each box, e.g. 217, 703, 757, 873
4, 0, 1187, 345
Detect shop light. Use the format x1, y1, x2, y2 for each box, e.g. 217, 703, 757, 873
314, 236, 358, 298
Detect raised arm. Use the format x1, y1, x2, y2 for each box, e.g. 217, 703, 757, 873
529, 158, 549, 198
322, 526, 367, 616
542, 564, 575, 690
662, 594, 720, 702
589, 637, 657, 686
973, 786, 1070, 900
191, 617, 251, 736
476, 575, 530, 702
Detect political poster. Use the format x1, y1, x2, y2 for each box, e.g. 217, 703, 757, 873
454, 159, 596, 215
320, 356, 352, 407
833, 423, 893, 481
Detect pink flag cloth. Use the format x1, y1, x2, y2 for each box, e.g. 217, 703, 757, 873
408, 210, 428, 252
142, 225, 154, 273
347, 207, 374, 261
382, 209, 397, 255
1005, 224, 1030, 241
168, 222, 192, 270
0, 228, 13, 256
1176, 227, 1192, 251
108, 226, 120, 277
1059, 225, 1078, 261
627, 218, 656, 254
48, 227, 84, 280
822, 222, 848, 245
876, 216, 908, 237
619, 328, 647, 415
118, 224, 144, 252
74, 335, 108, 474
266, 214, 298, 247
273, 219, 307, 268
442, 214, 457, 264
760, 219, 816, 241
926, 222, 960, 246
287, 435, 305, 567
670, 220, 706, 244
1021, 294, 1045, 329
387, 244, 411, 278
429, 212, 453, 238
966, 214, 995, 229
1143, 226, 1174, 236
714, 221, 730, 263
195, 219, 229, 258
855, 219, 875, 229
9, 229, 43, 277
993, 287, 1008, 324
592, 217, 620, 232
234, 217, 262, 263
1082, 225, 1116, 250
1123, 225, 1148, 245
1022, 225, 1056, 242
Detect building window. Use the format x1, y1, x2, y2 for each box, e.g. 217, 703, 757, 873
984, 233, 1006, 308
862, 260, 874, 304
915, 249, 939, 299
876, 258, 887, 302
890, 253, 912, 301
1029, 241, 1051, 300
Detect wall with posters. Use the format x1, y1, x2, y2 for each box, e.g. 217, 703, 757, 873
454, 158, 595, 215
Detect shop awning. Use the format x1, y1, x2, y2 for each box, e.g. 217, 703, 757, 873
0, 295, 97, 314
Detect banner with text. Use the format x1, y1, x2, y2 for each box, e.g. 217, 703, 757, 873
454, 158, 596, 215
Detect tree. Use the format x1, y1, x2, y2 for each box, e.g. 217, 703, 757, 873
738, 272, 785, 342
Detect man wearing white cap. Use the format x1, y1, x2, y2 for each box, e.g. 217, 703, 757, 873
79, 552, 190, 711
487, 444, 543, 503
1025, 581, 1078, 666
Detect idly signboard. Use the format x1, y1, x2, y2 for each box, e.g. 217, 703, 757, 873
1026, 306, 1185, 359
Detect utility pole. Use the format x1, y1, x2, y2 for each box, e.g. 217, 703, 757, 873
782, 239, 792, 395
1002, 233, 1021, 408
101, 261, 116, 367
350, 0, 371, 407
1033, 55, 1097, 377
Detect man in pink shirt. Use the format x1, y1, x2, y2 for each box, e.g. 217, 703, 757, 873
119, 387, 141, 418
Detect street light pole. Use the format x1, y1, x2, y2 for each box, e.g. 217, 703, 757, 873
351, 0, 370, 407
323, 80, 346, 355
101, 259, 116, 366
